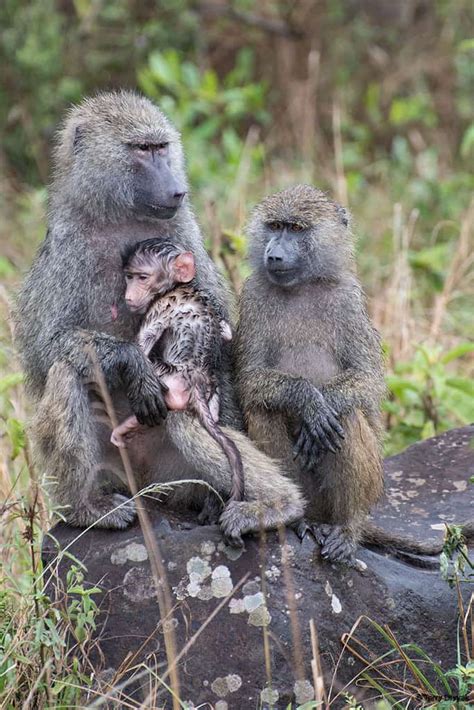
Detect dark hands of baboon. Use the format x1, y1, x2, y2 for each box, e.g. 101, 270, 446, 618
236, 185, 387, 564
111, 238, 245, 505
15, 91, 304, 542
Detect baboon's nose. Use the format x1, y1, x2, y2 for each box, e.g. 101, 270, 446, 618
171, 190, 186, 206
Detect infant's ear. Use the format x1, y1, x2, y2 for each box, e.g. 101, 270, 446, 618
173, 251, 196, 283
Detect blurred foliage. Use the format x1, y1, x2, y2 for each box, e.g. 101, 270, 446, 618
385, 344, 474, 455
1, 0, 473, 456
138, 47, 268, 203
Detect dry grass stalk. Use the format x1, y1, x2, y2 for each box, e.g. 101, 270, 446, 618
430, 198, 474, 341
258, 523, 275, 701
277, 524, 306, 684
300, 47, 320, 163
88, 574, 250, 708
378, 203, 419, 364
309, 617, 328, 707
231, 125, 261, 228
87, 346, 181, 710
332, 99, 348, 208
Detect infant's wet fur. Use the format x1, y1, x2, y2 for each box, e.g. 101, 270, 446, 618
112, 238, 245, 504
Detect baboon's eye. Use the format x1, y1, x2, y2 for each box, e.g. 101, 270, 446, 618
131, 142, 169, 156
289, 223, 304, 232
268, 221, 283, 231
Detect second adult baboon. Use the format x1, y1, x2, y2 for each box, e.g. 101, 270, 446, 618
237, 185, 474, 563
236, 185, 386, 563
15, 92, 304, 544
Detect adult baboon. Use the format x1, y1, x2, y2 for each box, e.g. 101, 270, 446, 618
237, 185, 474, 563
236, 185, 387, 563
15, 92, 304, 544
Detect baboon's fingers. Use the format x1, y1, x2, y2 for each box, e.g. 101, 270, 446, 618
294, 427, 311, 466
320, 526, 357, 563
326, 412, 345, 439
320, 417, 343, 450
305, 425, 327, 471
300, 428, 315, 470
292, 427, 306, 460
294, 427, 316, 471
290, 518, 313, 541
313, 421, 336, 454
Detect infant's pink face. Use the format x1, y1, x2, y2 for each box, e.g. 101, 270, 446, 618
162, 372, 190, 411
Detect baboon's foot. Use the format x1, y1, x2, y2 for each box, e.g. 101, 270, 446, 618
312, 523, 358, 565
197, 493, 223, 526
219, 501, 249, 548
290, 518, 313, 541
69, 494, 137, 530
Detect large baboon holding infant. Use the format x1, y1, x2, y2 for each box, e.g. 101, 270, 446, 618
15, 91, 304, 545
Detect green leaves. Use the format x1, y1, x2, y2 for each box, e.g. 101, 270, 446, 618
385, 343, 474, 455
389, 94, 437, 128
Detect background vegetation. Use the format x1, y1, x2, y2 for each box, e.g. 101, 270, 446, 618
0, 0, 473, 707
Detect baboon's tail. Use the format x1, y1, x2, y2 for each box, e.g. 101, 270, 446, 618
192, 386, 245, 501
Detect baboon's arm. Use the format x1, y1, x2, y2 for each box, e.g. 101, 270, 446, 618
321, 303, 386, 417
46, 328, 167, 425
48, 329, 143, 386
138, 321, 167, 357
238, 366, 315, 415
321, 367, 384, 416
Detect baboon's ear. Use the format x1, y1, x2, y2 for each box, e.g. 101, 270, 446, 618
173, 252, 196, 283
337, 204, 349, 227
73, 124, 87, 153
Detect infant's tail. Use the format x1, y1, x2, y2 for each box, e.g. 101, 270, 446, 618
193, 386, 245, 501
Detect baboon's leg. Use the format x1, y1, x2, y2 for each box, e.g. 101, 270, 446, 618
307, 409, 383, 562
32, 362, 136, 529
165, 413, 306, 545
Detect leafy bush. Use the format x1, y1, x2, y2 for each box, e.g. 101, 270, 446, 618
385, 344, 474, 455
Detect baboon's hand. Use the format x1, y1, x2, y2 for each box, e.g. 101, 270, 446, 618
293, 390, 344, 467
123, 348, 168, 426
293, 424, 324, 471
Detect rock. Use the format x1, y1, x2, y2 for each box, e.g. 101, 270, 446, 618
42, 427, 474, 708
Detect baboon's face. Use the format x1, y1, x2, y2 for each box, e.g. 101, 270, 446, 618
57, 93, 189, 222
124, 251, 195, 313
262, 220, 307, 288
128, 141, 186, 220
249, 185, 352, 288
124, 263, 167, 314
